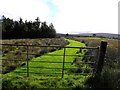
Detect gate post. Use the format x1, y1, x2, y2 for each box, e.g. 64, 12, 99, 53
26, 45, 29, 77
62, 47, 66, 78
95, 41, 107, 77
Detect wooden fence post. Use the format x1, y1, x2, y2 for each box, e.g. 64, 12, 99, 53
62, 47, 66, 78
95, 41, 107, 77
26, 45, 29, 77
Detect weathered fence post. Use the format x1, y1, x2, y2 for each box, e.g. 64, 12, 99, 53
26, 45, 29, 77
95, 41, 107, 77
62, 47, 66, 78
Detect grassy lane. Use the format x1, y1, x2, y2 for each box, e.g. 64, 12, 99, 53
13, 39, 86, 77
2, 39, 91, 88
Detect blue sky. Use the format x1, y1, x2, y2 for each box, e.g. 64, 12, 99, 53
46, 1, 59, 17
0, 0, 119, 34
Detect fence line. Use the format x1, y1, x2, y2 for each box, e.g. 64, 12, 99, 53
1, 41, 107, 78
1, 44, 99, 49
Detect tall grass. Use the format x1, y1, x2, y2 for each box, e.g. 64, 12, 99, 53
74, 37, 120, 89
1, 38, 67, 74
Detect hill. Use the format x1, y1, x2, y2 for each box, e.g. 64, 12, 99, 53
57, 33, 119, 39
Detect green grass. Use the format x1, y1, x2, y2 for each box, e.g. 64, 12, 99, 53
2, 39, 92, 89
11, 39, 86, 77
1, 38, 68, 74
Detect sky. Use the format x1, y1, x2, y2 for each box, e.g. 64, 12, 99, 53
0, 0, 119, 34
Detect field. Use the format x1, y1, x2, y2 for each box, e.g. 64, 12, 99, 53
1, 38, 68, 74
74, 37, 119, 67
2, 38, 94, 89
1, 37, 120, 89
9, 39, 86, 76
73, 37, 120, 88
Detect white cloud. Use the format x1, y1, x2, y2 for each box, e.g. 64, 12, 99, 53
51, 0, 118, 34
0, 0, 50, 21
0, 0, 119, 34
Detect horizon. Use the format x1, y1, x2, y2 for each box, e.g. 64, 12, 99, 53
57, 31, 119, 34
0, 0, 119, 34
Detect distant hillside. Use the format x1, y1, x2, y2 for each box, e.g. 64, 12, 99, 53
78, 33, 119, 39
57, 33, 119, 39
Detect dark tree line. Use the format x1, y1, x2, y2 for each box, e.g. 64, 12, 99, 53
1, 16, 56, 39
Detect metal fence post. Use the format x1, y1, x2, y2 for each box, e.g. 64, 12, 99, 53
95, 41, 107, 77
26, 45, 29, 77
62, 47, 66, 78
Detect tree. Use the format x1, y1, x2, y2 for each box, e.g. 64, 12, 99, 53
48, 23, 56, 38
93, 34, 96, 37
66, 33, 69, 36
40, 21, 49, 38
1, 15, 56, 39
2, 16, 14, 38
